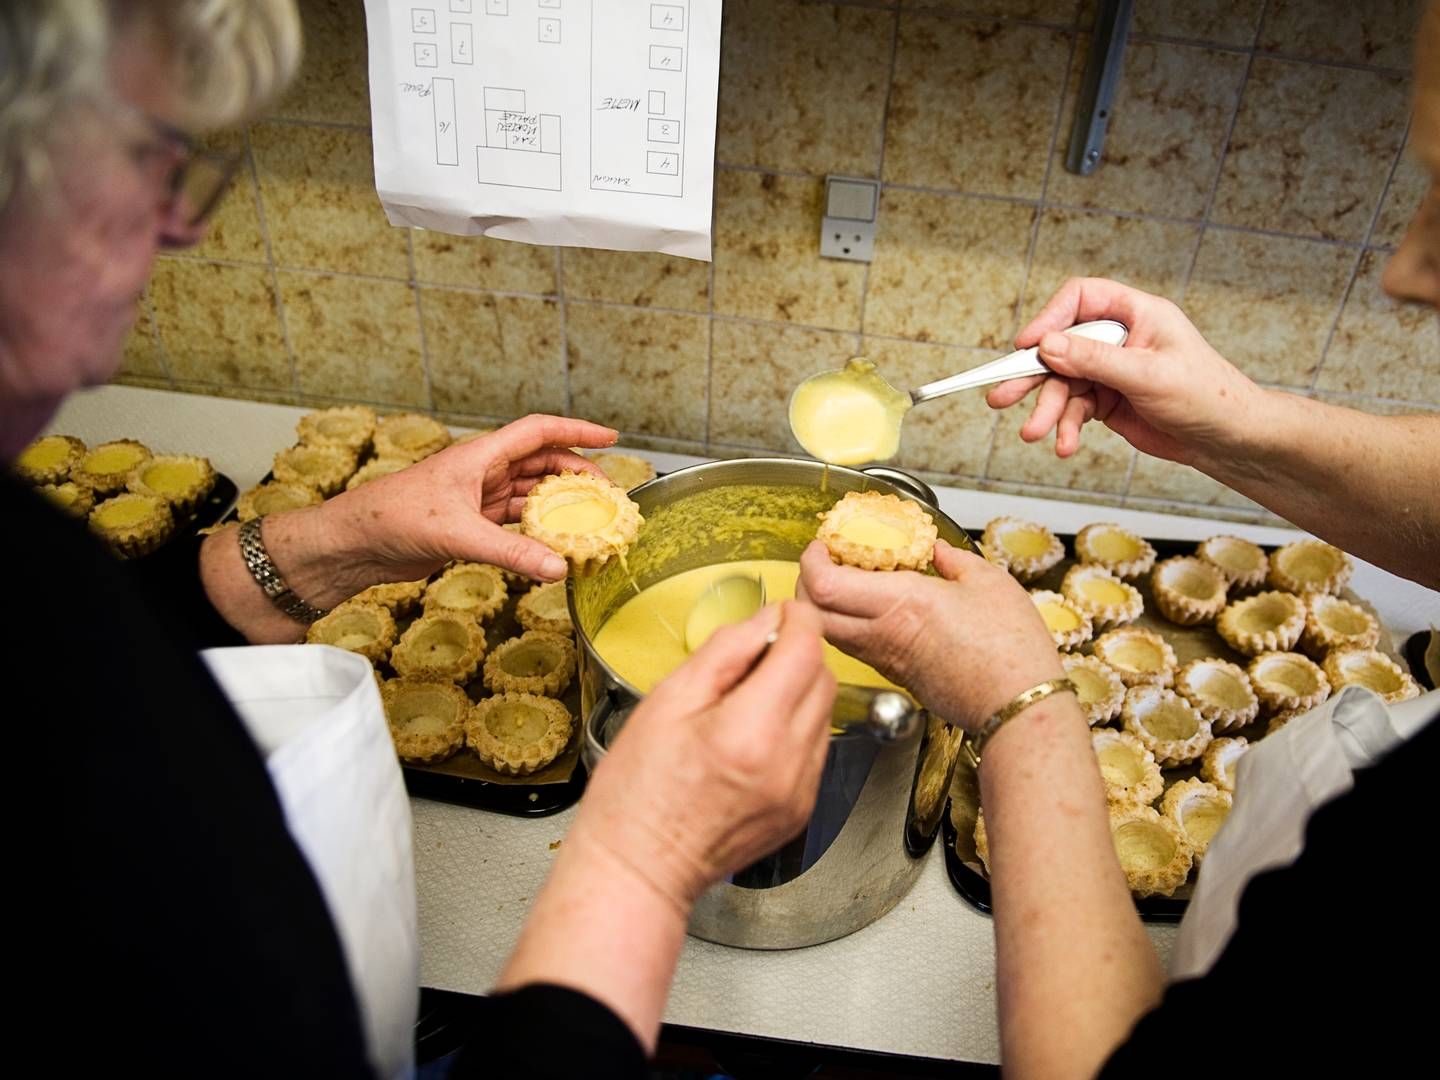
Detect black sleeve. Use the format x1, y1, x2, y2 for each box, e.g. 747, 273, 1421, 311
1102, 704, 1440, 1076
450, 986, 649, 1079
127, 532, 247, 649
3, 478, 372, 1076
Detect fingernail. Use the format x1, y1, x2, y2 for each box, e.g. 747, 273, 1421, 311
1041, 331, 1069, 358
542, 554, 567, 578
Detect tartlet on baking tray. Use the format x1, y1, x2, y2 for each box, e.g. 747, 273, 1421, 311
483, 631, 577, 698
466, 692, 573, 776
981, 517, 1064, 583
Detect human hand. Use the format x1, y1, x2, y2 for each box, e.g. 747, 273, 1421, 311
985, 278, 1266, 467
797, 540, 1062, 733
307, 414, 617, 601
570, 601, 837, 912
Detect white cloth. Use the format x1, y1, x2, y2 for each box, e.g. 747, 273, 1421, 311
203, 645, 418, 1080
1171, 686, 1440, 980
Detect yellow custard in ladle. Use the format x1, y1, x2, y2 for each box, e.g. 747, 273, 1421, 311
787, 359, 911, 466
592, 559, 897, 694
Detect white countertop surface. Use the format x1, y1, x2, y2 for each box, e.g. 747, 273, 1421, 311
47, 385, 1440, 1065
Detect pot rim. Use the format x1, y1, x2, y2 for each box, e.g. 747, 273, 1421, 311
568, 457, 971, 736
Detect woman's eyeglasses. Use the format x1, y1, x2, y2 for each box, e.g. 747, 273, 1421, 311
124, 112, 246, 229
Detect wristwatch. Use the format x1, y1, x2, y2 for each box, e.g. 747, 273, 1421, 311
238, 517, 329, 624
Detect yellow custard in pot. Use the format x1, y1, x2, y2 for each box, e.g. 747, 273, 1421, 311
592, 559, 897, 693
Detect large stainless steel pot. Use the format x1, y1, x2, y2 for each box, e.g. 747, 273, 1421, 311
573, 458, 975, 949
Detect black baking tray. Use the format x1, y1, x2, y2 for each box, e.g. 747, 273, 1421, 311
940, 804, 1188, 922
141, 471, 238, 554
226, 468, 591, 818
403, 760, 587, 816
938, 527, 1295, 924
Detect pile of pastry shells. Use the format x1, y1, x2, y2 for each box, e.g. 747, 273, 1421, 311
13, 432, 217, 558
973, 518, 1420, 899
266, 406, 656, 777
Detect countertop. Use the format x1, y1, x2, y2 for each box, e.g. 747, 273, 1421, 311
47, 385, 1440, 1065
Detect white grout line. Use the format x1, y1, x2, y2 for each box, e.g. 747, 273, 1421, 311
1180, 6, 1260, 303
241, 126, 301, 398
855, 6, 903, 340
555, 246, 572, 416
1308, 115, 1413, 393
407, 230, 438, 414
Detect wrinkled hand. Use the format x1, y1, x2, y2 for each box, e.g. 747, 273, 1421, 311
317, 414, 616, 596
986, 278, 1265, 466
571, 601, 837, 912
797, 540, 1062, 733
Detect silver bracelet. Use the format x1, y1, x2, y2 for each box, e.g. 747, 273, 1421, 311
238, 517, 329, 624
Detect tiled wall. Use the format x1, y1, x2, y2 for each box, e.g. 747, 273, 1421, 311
120, 0, 1439, 523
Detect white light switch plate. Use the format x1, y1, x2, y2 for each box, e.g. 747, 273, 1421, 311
820, 176, 879, 262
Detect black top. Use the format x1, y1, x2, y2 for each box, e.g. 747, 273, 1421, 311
11, 472, 1433, 1076
1102, 696, 1440, 1075
3, 476, 647, 1077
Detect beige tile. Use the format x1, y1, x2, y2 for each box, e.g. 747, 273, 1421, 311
861, 339, 997, 476
718, 0, 893, 177
712, 171, 866, 331
566, 304, 710, 441
421, 290, 566, 419
1132, 0, 1265, 47
412, 232, 557, 293
897, 1, 1080, 23
884, 16, 1069, 198
1046, 40, 1247, 219
1184, 229, 1356, 387
278, 272, 427, 405
1257, 0, 1424, 70
709, 320, 859, 449
985, 400, 1136, 494
149, 259, 292, 389
189, 130, 266, 263
609, 433, 708, 456
251, 124, 409, 278
1372, 143, 1429, 249
273, 0, 371, 125
864, 188, 1034, 347
1126, 455, 1258, 509
1022, 209, 1200, 316
562, 249, 708, 311
1211, 59, 1407, 242
119, 298, 165, 378
1317, 250, 1440, 402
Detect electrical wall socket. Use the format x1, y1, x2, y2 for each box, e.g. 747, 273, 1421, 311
820, 176, 879, 262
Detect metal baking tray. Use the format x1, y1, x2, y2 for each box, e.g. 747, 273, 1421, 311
223, 470, 587, 817
940, 529, 1416, 922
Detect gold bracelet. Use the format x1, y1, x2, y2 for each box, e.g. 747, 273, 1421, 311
962, 677, 1077, 769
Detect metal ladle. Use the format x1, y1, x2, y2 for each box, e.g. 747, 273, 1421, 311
684, 574, 921, 743
788, 320, 1129, 465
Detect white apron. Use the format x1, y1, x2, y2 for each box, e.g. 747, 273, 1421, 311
1172, 685, 1440, 980
204, 644, 419, 1080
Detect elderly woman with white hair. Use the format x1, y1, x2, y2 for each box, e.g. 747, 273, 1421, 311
1, 4, 836, 1076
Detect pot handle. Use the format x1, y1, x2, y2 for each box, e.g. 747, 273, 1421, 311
860, 466, 938, 508
832, 685, 921, 742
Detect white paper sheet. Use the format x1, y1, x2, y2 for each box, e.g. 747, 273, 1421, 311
363, 0, 721, 260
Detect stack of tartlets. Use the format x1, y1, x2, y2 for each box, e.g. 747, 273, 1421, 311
13, 432, 223, 558
965, 517, 1420, 902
